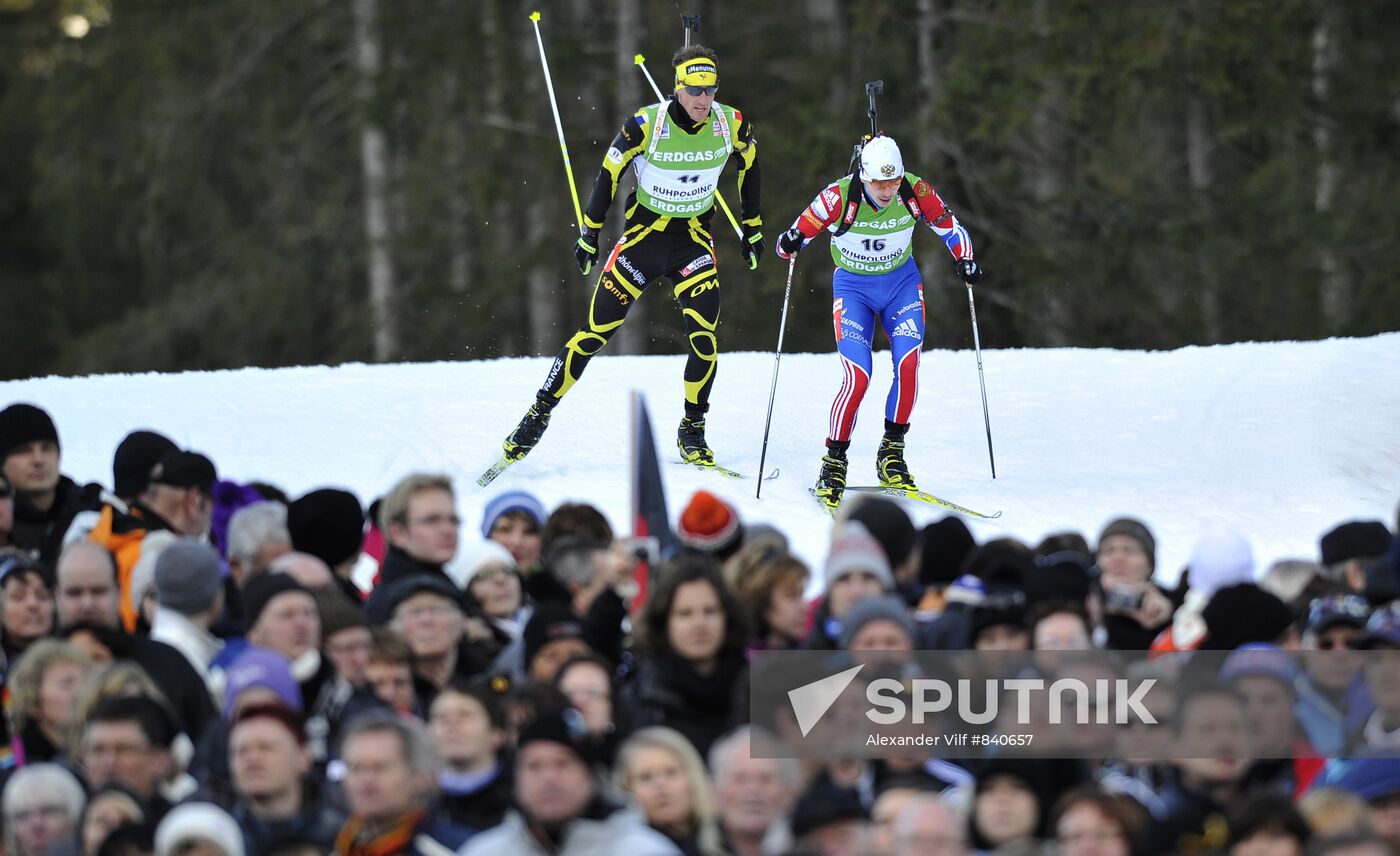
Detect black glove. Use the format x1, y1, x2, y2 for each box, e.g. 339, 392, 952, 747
575, 228, 600, 276
776, 227, 804, 259
740, 224, 765, 271
956, 258, 982, 284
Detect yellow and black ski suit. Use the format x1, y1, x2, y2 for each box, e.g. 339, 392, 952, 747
539, 97, 761, 412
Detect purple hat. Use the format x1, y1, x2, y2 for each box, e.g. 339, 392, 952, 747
221, 647, 301, 719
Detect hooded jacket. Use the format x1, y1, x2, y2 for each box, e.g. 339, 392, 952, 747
462, 802, 680, 856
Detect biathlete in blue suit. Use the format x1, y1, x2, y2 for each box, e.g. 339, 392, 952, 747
776, 134, 981, 509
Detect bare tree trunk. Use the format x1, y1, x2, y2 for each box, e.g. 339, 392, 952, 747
522, 21, 564, 354
481, 3, 517, 356
805, 0, 848, 116
352, 0, 398, 361
1313, 7, 1345, 332
612, 0, 647, 355
1186, 92, 1222, 343
915, 0, 943, 167
444, 76, 469, 294
1030, 0, 1071, 346
526, 200, 564, 354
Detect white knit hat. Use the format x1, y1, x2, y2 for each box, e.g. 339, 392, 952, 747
155, 802, 245, 856
444, 538, 518, 589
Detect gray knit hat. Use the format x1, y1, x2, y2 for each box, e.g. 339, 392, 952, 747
825, 521, 894, 590
154, 539, 223, 615
1097, 517, 1157, 573
839, 594, 916, 649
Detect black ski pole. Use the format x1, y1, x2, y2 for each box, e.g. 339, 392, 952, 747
756, 256, 797, 498
965, 284, 997, 478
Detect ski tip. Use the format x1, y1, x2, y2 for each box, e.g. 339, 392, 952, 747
529, 11, 541, 22
476, 458, 513, 488
633, 53, 646, 64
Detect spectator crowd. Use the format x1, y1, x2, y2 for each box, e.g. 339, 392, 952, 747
0, 400, 1398, 856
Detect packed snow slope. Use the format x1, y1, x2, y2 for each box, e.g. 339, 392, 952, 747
4, 334, 1398, 588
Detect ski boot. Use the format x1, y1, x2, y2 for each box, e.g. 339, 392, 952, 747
876, 420, 917, 489
503, 392, 558, 462
813, 439, 850, 511
677, 407, 715, 467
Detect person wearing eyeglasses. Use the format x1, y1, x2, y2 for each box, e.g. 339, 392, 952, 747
774, 134, 981, 510
377, 472, 462, 587
501, 45, 763, 471
2, 763, 87, 856
1297, 594, 1370, 756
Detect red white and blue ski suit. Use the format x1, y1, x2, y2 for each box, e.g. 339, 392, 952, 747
781, 174, 974, 441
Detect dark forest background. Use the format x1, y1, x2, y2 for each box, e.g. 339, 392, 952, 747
2, 0, 1398, 380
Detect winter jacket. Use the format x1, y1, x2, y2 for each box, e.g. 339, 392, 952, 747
150, 606, 224, 697
439, 763, 514, 833
86, 499, 174, 631
622, 650, 746, 760
462, 803, 681, 856
379, 544, 454, 587
126, 633, 219, 742
232, 787, 347, 853
8, 475, 96, 567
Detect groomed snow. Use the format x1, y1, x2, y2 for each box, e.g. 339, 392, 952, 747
4, 333, 1398, 588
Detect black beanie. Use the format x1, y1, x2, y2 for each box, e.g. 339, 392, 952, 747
789, 781, 868, 839
112, 430, 177, 498
1201, 583, 1294, 650
1320, 520, 1392, 566
849, 497, 917, 569
242, 572, 312, 632
517, 709, 589, 766
970, 589, 1028, 645
1024, 552, 1095, 605
920, 516, 976, 587
0, 403, 59, 459
364, 573, 464, 626
523, 602, 586, 671
288, 488, 365, 568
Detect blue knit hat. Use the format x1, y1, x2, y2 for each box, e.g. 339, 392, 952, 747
480, 490, 547, 539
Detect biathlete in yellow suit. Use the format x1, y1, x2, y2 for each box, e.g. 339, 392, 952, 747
501, 46, 762, 467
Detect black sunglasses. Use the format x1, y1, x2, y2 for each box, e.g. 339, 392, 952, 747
682, 85, 718, 97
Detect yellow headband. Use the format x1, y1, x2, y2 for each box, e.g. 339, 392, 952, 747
674, 60, 718, 91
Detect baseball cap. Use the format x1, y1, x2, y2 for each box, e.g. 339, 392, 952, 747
149, 449, 217, 494
1354, 602, 1400, 650
1306, 594, 1371, 634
